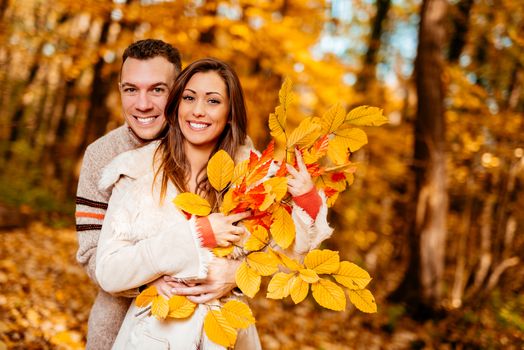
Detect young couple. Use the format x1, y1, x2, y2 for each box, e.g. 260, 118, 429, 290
75, 39, 333, 349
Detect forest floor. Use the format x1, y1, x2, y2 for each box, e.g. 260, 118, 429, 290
0, 223, 523, 349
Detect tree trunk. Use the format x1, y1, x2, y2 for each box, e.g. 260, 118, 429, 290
389, 0, 448, 315
447, 0, 474, 63
4, 41, 45, 161
355, 0, 391, 92
75, 19, 113, 159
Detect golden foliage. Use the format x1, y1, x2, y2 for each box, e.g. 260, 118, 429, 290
235, 261, 262, 298
311, 279, 347, 311
172, 193, 212, 216
207, 150, 234, 191
204, 310, 238, 347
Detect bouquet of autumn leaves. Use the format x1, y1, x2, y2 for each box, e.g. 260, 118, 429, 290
135, 78, 387, 347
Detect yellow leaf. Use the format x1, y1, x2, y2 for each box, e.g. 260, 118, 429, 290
259, 193, 276, 211
278, 77, 293, 108
311, 279, 346, 311
220, 190, 235, 214
345, 105, 388, 126
270, 205, 295, 249
173, 193, 211, 216
204, 310, 237, 348
221, 300, 255, 329
321, 103, 346, 134
269, 248, 303, 271
299, 268, 319, 283
269, 109, 286, 141
326, 192, 339, 207
290, 276, 309, 304
167, 295, 196, 318
232, 159, 248, 185
247, 251, 279, 276
287, 117, 321, 148
135, 285, 158, 307
327, 128, 368, 164
304, 249, 340, 274
151, 295, 169, 320
348, 289, 377, 313
333, 261, 372, 290
207, 150, 234, 191
263, 177, 288, 201
244, 225, 269, 251
235, 261, 261, 298
327, 137, 349, 165
266, 272, 293, 299
213, 245, 234, 257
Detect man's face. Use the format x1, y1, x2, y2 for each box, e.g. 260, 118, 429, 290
119, 56, 177, 140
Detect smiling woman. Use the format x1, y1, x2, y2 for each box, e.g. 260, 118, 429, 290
178, 71, 230, 157
160, 58, 248, 203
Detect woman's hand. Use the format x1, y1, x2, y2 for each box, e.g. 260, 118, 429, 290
207, 211, 250, 247
286, 148, 314, 197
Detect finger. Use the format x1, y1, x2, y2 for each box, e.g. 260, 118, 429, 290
172, 285, 207, 296
286, 164, 300, 177
295, 148, 308, 173
226, 211, 251, 223
228, 234, 242, 243
186, 293, 215, 304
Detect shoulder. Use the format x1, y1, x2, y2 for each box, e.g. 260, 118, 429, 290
85, 125, 130, 157
98, 141, 160, 191
235, 136, 260, 162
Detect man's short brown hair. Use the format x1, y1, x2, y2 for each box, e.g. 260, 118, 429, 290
122, 39, 182, 73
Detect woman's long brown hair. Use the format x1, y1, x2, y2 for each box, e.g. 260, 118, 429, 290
155, 58, 247, 209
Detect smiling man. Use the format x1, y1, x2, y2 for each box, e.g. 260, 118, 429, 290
75, 40, 243, 350
75, 39, 181, 350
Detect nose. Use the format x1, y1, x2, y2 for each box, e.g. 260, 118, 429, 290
136, 91, 153, 111
192, 99, 205, 117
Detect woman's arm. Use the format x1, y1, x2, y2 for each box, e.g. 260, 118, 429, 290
95, 178, 213, 294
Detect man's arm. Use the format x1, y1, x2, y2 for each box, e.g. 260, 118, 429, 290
75, 146, 108, 285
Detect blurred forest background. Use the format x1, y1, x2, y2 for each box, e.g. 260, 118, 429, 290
0, 0, 523, 349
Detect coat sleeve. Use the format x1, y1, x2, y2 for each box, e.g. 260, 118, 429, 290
289, 190, 333, 258
95, 177, 213, 294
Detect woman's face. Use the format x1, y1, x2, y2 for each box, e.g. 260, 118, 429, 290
178, 71, 230, 151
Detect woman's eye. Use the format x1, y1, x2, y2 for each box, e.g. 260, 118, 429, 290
182, 95, 194, 101
208, 99, 220, 104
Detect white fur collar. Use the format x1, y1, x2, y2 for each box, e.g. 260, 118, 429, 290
98, 141, 159, 191
98, 139, 256, 192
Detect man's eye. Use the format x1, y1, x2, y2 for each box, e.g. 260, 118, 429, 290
153, 87, 165, 94
124, 88, 136, 93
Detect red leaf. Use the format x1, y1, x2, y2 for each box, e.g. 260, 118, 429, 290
275, 161, 287, 177
259, 140, 275, 164
331, 172, 346, 182
324, 187, 338, 198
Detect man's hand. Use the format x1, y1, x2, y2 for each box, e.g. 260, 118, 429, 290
148, 275, 189, 299
171, 257, 241, 303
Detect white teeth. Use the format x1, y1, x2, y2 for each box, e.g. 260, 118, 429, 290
189, 122, 209, 129
135, 116, 156, 124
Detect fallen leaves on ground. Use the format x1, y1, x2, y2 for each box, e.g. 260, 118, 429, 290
1, 223, 522, 349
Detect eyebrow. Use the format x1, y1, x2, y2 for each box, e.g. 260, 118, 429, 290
184, 88, 224, 97
121, 82, 170, 88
